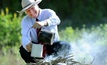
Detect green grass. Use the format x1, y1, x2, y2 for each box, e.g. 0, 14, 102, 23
0, 24, 107, 65
0, 23, 107, 65
0, 8, 107, 65
0, 46, 25, 65
0, 10, 107, 64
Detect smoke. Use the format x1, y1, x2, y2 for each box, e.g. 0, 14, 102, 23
44, 41, 73, 63
43, 31, 107, 65
71, 32, 107, 65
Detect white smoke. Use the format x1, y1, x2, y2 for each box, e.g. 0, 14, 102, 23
43, 31, 107, 65
71, 32, 107, 65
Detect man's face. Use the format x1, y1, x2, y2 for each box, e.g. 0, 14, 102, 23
25, 5, 39, 18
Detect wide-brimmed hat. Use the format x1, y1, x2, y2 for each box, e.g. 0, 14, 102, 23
17, 0, 42, 13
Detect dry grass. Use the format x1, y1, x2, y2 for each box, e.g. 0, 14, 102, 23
26, 53, 93, 65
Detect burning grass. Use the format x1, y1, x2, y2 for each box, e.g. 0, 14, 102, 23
26, 53, 93, 65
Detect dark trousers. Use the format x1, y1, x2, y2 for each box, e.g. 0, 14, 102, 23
19, 41, 72, 63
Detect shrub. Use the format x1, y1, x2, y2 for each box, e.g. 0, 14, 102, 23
0, 8, 22, 49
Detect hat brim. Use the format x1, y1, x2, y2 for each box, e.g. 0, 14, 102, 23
17, 1, 41, 13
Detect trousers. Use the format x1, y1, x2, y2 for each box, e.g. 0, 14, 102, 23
19, 41, 72, 63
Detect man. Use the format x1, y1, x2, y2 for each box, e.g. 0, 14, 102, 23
19, 0, 72, 64
19, 0, 61, 63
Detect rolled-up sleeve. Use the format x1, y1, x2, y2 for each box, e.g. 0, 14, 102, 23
44, 9, 61, 26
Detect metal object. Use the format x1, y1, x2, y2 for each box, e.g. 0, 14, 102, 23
31, 44, 43, 58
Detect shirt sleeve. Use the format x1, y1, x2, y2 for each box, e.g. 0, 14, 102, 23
21, 17, 31, 50
44, 9, 61, 26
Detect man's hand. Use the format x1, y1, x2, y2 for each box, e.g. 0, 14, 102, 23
26, 42, 32, 52
32, 21, 48, 28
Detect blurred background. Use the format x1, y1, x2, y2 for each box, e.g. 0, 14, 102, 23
0, 0, 107, 65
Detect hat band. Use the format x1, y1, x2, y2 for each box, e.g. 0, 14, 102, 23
23, 3, 31, 9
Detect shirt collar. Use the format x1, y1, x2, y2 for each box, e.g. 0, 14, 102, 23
36, 8, 42, 21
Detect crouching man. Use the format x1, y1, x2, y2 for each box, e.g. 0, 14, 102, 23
18, 0, 72, 63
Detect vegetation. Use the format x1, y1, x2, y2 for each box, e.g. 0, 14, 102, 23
0, 8, 107, 65
0, 0, 107, 64
0, 8, 21, 49
1, 0, 107, 27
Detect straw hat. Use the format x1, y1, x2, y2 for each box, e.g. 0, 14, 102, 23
17, 0, 42, 13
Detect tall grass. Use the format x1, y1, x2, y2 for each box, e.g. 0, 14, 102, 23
0, 46, 25, 65
0, 23, 107, 65
0, 8, 107, 65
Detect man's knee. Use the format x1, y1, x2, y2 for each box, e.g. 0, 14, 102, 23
19, 46, 35, 63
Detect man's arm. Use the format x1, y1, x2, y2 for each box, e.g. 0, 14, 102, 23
21, 17, 32, 51
32, 9, 61, 28
43, 9, 61, 26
